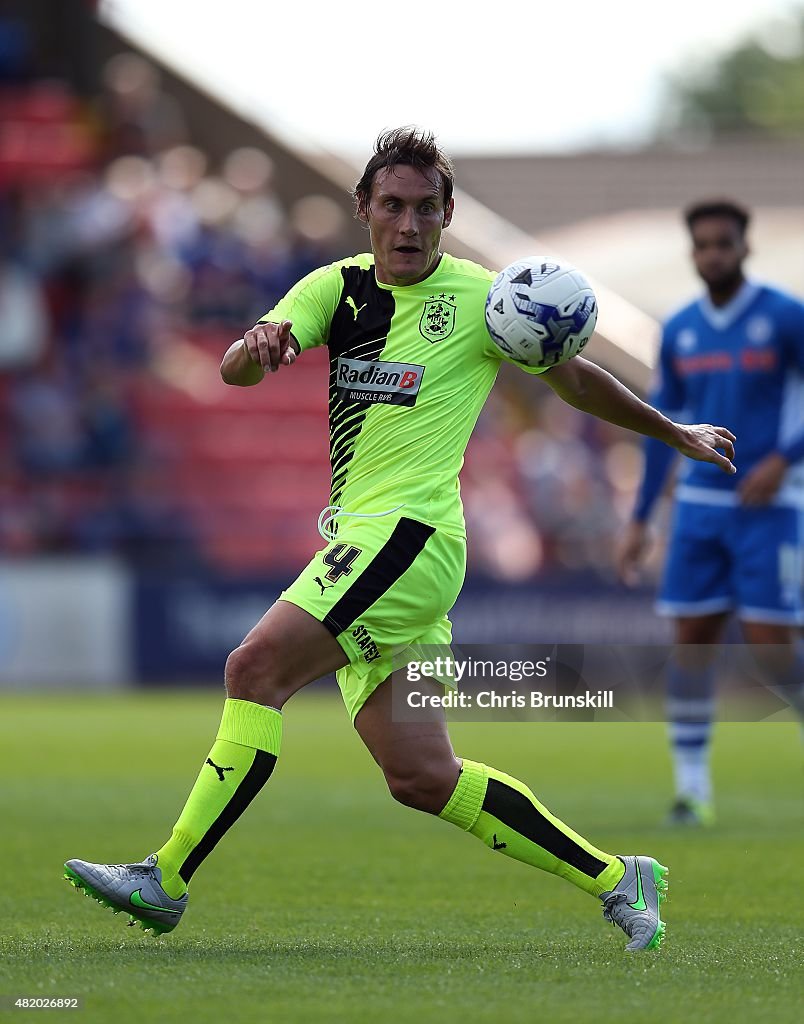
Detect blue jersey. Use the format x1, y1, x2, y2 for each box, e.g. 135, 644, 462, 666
635, 282, 804, 518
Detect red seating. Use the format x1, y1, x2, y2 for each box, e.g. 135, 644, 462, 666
0, 85, 96, 185
130, 335, 332, 571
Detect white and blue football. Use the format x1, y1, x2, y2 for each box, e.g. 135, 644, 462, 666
485, 257, 597, 368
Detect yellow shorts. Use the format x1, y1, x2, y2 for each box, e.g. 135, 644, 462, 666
280, 515, 465, 721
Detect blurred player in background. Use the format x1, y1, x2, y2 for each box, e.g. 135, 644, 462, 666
619, 199, 804, 825
65, 130, 738, 952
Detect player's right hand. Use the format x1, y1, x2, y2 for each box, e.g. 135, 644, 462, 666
672, 423, 736, 474
243, 320, 297, 373
617, 520, 652, 587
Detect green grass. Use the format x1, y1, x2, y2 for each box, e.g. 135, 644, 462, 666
1, 691, 802, 1023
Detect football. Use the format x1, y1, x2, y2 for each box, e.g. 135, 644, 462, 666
484, 257, 598, 368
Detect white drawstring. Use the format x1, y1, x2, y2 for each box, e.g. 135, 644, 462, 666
317, 503, 406, 541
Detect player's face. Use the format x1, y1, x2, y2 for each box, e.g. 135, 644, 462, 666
690, 216, 748, 291
361, 165, 454, 286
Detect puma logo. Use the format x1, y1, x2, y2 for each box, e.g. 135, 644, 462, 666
346, 296, 367, 320
492, 834, 507, 850
314, 576, 334, 596
206, 757, 234, 782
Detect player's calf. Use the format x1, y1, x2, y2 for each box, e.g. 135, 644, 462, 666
384, 760, 460, 814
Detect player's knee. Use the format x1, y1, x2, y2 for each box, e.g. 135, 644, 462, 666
675, 614, 728, 647
224, 640, 286, 705
385, 764, 458, 814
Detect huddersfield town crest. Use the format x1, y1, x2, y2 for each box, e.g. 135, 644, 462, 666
419, 296, 456, 343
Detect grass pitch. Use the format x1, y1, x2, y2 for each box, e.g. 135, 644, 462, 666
1, 690, 801, 1024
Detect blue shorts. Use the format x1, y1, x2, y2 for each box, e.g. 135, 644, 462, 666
657, 500, 804, 624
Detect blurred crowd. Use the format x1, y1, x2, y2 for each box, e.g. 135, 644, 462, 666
0, 45, 347, 565
0, 32, 644, 581
463, 380, 644, 583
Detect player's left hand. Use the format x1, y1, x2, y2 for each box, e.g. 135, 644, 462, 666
737, 451, 788, 505
672, 423, 736, 474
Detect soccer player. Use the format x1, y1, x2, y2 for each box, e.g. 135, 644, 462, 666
618, 199, 804, 826
64, 129, 738, 951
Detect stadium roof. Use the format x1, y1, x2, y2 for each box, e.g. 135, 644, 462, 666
454, 146, 804, 334
453, 145, 804, 234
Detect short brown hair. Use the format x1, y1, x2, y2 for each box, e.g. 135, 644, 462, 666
685, 199, 750, 237
353, 127, 455, 216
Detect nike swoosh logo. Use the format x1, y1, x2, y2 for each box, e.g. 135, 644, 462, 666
130, 890, 182, 915
627, 861, 647, 912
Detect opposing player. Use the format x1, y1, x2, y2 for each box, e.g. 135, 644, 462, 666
64, 129, 738, 951
619, 199, 804, 825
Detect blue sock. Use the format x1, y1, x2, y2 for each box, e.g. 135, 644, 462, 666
666, 660, 716, 804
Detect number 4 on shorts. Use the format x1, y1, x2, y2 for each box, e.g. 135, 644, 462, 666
323, 544, 362, 583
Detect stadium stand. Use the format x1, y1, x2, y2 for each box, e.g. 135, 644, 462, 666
0, 11, 344, 572
3, 8, 799, 587
0, 11, 638, 581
